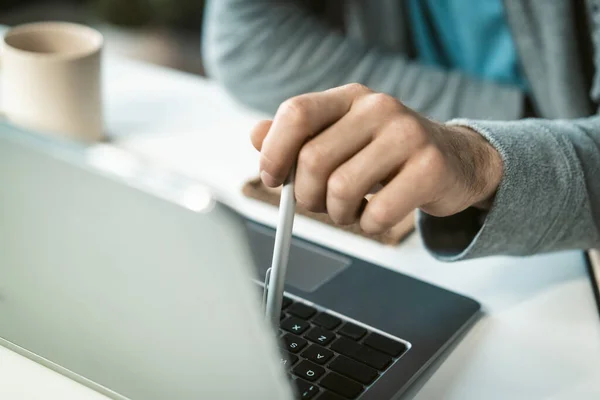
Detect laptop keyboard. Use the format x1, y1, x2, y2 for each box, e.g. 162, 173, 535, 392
277, 295, 409, 399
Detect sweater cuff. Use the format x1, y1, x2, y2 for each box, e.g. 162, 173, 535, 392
418, 118, 585, 261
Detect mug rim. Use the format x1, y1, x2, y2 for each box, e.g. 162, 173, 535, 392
3, 21, 103, 61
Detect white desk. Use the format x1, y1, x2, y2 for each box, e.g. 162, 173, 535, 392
2, 28, 600, 399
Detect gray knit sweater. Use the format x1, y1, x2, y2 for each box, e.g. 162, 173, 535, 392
202, 0, 600, 260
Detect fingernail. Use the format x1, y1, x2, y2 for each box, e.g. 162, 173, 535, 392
260, 170, 279, 187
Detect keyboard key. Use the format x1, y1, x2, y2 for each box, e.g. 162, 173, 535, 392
331, 337, 392, 371
281, 317, 310, 335
320, 372, 363, 399
292, 360, 326, 382
280, 353, 299, 369
315, 391, 345, 400
302, 345, 334, 365
330, 337, 361, 357
329, 355, 378, 385
288, 303, 317, 320
312, 313, 341, 330
281, 334, 308, 353
337, 322, 367, 340
282, 296, 293, 309
294, 379, 320, 399
355, 346, 392, 370
363, 332, 407, 357
305, 326, 336, 346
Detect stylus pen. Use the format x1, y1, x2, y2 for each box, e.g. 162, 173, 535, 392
265, 163, 297, 327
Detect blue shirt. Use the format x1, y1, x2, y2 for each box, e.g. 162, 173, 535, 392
407, 0, 525, 88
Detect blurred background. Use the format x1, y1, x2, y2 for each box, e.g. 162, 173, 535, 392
0, 0, 207, 75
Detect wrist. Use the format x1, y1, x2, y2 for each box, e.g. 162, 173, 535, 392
452, 125, 503, 210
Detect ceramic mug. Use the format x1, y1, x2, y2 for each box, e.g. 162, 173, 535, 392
1, 22, 104, 142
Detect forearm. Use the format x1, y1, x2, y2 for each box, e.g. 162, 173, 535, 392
419, 116, 600, 260
202, 0, 524, 121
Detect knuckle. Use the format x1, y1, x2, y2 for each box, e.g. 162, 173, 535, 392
399, 115, 426, 142
381, 114, 428, 149
344, 82, 372, 95
362, 93, 403, 114
417, 146, 445, 173
298, 143, 326, 173
278, 96, 311, 127
327, 171, 354, 201
380, 123, 408, 149
402, 115, 424, 139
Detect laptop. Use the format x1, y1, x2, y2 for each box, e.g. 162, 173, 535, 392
587, 250, 600, 317
0, 124, 480, 399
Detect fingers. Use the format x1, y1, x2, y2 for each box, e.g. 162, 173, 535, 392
260, 83, 371, 187
250, 120, 272, 151
293, 90, 407, 212
256, 85, 450, 235
293, 108, 379, 212
325, 130, 414, 225
360, 147, 444, 234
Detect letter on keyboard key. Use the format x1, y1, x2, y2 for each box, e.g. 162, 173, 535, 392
301, 344, 334, 365
287, 302, 317, 320
292, 360, 326, 382
363, 332, 407, 357
281, 334, 308, 354
329, 356, 378, 385
281, 316, 310, 335
305, 326, 336, 346
294, 378, 319, 399
320, 372, 363, 399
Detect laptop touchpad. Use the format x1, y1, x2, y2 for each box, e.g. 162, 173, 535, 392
245, 222, 351, 293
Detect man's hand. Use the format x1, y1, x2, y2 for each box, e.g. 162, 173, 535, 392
250, 83, 503, 234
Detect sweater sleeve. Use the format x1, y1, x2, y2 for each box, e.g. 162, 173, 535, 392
201, 0, 523, 122
418, 116, 600, 260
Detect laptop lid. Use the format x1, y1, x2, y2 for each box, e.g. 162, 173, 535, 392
0, 124, 294, 400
